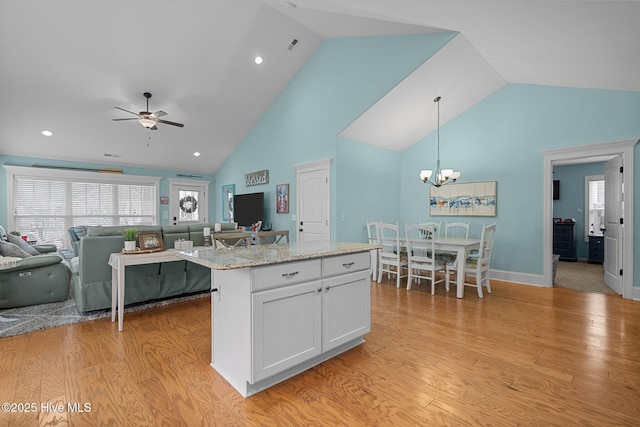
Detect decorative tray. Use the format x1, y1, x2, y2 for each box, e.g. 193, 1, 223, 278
121, 247, 167, 255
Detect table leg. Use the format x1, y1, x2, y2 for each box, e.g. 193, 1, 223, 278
118, 264, 125, 331
111, 267, 117, 322
456, 247, 466, 298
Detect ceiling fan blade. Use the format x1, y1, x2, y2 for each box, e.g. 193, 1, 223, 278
112, 118, 139, 121
152, 110, 167, 118
114, 106, 140, 116
156, 119, 184, 128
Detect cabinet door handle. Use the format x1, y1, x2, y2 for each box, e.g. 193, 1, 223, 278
325, 285, 331, 291
342, 262, 355, 268
317, 287, 322, 293
281, 271, 299, 278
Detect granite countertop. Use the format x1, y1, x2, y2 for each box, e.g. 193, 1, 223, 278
175, 241, 379, 270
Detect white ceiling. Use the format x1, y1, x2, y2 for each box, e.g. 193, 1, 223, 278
1, 1, 638, 174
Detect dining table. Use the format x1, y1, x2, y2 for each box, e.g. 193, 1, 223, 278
431, 237, 481, 298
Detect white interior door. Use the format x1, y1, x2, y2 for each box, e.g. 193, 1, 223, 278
295, 160, 330, 242
168, 178, 210, 226
603, 156, 623, 294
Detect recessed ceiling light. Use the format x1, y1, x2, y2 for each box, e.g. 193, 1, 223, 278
41, 130, 53, 136
254, 56, 263, 65
193, 152, 201, 157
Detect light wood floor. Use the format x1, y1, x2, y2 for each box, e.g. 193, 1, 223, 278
1, 276, 639, 426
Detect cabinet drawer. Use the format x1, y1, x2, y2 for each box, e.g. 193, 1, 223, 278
251, 259, 321, 292
322, 252, 370, 278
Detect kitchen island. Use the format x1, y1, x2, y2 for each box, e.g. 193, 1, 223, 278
176, 241, 377, 397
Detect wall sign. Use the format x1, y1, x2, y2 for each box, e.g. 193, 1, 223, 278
245, 170, 269, 187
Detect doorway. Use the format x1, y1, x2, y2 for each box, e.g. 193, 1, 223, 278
542, 138, 636, 300
167, 178, 210, 226
295, 159, 331, 242
552, 164, 609, 294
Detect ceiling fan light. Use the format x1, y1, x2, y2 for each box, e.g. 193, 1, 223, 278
139, 118, 156, 129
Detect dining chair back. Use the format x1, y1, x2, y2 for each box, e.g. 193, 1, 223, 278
375, 222, 407, 288
445, 221, 470, 238
420, 221, 442, 237
445, 223, 496, 298
366, 221, 381, 277
212, 232, 251, 248
405, 224, 446, 294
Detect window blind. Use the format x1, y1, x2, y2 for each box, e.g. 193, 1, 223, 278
8, 167, 158, 249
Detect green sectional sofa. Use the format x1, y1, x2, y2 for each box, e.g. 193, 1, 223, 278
0, 248, 71, 309
72, 223, 233, 312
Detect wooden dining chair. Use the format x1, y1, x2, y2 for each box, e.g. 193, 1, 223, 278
256, 230, 289, 244
405, 224, 446, 294
420, 221, 441, 237
366, 221, 380, 277
375, 222, 407, 288
445, 221, 470, 238
446, 223, 496, 298
212, 232, 251, 248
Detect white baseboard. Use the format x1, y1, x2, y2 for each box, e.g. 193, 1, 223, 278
490, 269, 547, 287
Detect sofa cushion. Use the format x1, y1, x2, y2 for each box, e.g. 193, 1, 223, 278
0, 240, 33, 258
7, 234, 40, 256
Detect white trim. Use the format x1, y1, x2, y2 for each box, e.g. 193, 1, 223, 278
293, 158, 332, 171
490, 269, 545, 287
541, 138, 637, 300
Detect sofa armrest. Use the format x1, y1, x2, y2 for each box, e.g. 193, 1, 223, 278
33, 244, 58, 254
0, 254, 63, 273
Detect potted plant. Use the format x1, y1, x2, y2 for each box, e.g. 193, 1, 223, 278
124, 228, 137, 252
10, 230, 27, 242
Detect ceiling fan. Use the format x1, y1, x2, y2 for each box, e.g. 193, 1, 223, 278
113, 92, 184, 130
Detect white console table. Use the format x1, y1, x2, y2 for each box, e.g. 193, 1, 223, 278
176, 241, 378, 397
108, 249, 182, 331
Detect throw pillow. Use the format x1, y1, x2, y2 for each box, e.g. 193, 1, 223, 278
0, 239, 33, 258
7, 234, 40, 256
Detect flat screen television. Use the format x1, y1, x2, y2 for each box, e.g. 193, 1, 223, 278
233, 192, 264, 227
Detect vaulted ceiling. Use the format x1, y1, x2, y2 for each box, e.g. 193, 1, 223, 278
1, 0, 637, 173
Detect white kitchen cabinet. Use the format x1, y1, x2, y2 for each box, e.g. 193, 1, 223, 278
195, 243, 375, 397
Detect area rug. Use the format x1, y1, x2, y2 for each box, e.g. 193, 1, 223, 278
0, 288, 209, 339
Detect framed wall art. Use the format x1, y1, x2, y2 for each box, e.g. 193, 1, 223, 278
429, 181, 497, 217
276, 183, 289, 214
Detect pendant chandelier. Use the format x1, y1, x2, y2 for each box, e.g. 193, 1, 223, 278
419, 96, 460, 187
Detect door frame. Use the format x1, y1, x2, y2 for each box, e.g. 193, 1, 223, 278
541, 138, 637, 300
167, 178, 210, 225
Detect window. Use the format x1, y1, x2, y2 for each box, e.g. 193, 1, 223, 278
5, 166, 160, 249
584, 175, 604, 241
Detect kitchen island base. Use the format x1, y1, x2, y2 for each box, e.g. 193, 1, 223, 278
180, 245, 375, 398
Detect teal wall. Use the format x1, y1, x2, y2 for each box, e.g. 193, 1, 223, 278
400, 85, 640, 278
336, 137, 401, 242
213, 33, 458, 239
2, 32, 639, 287
553, 162, 605, 259
0, 155, 216, 227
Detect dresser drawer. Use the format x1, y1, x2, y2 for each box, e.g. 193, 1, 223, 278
251, 259, 321, 292
322, 252, 370, 278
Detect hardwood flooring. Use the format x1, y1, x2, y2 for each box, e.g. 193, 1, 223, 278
1, 277, 639, 426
